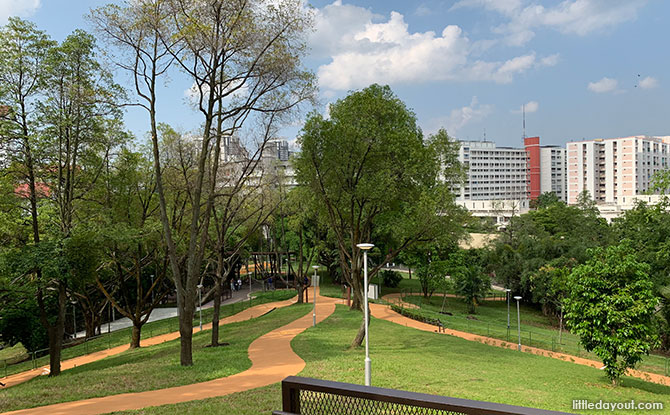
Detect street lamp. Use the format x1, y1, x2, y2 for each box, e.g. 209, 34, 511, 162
150, 274, 155, 303
514, 296, 522, 351
312, 265, 319, 327
356, 242, 374, 386
197, 284, 203, 331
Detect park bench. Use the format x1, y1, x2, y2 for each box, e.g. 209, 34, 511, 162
272, 376, 574, 415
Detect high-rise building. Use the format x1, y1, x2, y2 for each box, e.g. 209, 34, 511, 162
566, 135, 670, 205
539, 146, 567, 201
456, 140, 528, 201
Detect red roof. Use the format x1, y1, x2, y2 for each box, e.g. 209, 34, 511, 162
14, 182, 51, 199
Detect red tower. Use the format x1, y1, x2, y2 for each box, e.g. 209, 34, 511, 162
524, 136, 541, 200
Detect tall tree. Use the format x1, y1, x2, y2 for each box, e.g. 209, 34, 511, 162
91, 0, 315, 365
295, 84, 467, 346
0, 18, 65, 374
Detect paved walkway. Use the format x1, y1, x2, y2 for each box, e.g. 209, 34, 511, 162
0, 289, 291, 389
376, 294, 670, 387
1, 291, 338, 415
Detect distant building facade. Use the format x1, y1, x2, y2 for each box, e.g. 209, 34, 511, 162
455, 140, 528, 201
566, 135, 670, 204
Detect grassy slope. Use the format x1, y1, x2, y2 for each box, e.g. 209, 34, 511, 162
403, 295, 668, 376
0, 302, 310, 412
1, 290, 296, 378
115, 305, 670, 415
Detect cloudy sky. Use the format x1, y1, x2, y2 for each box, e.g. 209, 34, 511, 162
3, 0, 668, 147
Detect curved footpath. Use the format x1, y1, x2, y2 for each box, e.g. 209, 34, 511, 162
376, 293, 670, 387
2, 291, 338, 415
1, 296, 297, 389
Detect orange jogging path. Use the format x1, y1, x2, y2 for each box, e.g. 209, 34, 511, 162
0, 295, 296, 389
377, 293, 670, 387
1, 291, 337, 415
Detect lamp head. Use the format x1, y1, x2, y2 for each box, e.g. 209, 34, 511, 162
356, 243, 374, 250
514, 296, 522, 301
197, 284, 203, 289
505, 288, 511, 292
312, 265, 319, 270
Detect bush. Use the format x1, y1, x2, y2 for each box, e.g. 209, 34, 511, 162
380, 270, 402, 288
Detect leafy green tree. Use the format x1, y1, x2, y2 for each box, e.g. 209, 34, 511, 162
530, 192, 562, 210
564, 242, 659, 385
295, 84, 467, 346
453, 265, 490, 314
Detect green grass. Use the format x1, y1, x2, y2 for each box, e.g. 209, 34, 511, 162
400, 294, 670, 377
0, 289, 297, 379
0, 302, 311, 412
113, 305, 670, 415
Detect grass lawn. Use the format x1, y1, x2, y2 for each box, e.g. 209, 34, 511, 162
114, 305, 670, 415
0, 299, 307, 412
1, 289, 296, 378
402, 295, 669, 377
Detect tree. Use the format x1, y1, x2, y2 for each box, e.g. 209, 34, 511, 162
295, 84, 467, 346
91, 0, 315, 365
453, 265, 490, 314
564, 242, 659, 385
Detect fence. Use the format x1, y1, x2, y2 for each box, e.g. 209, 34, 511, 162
393, 290, 670, 377
1, 288, 289, 379
273, 376, 574, 415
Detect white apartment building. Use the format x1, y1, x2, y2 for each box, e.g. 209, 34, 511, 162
539, 146, 567, 201
567, 135, 670, 204
456, 141, 528, 201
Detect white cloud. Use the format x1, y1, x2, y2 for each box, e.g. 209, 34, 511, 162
314, 4, 558, 90
431, 97, 493, 135
512, 100, 539, 114
588, 77, 618, 93
454, 0, 646, 46
414, 5, 432, 17
639, 76, 659, 90
0, 0, 40, 23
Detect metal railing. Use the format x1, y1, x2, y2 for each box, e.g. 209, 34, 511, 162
273, 376, 574, 415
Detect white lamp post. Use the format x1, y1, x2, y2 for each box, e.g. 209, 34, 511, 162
197, 284, 203, 331
514, 296, 522, 351
150, 274, 155, 303
357, 242, 374, 386
312, 265, 319, 327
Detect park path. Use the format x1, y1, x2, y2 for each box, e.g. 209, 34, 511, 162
375, 294, 670, 387
1, 291, 337, 415
0, 295, 296, 389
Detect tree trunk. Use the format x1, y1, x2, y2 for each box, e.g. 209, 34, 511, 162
296, 284, 304, 303
130, 323, 142, 348
211, 278, 221, 346
179, 305, 195, 366
351, 318, 365, 348
49, 283, 67, 377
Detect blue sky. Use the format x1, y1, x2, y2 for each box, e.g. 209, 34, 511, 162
2, 0, 668, 148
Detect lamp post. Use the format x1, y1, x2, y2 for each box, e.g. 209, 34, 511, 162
150, 274, 155, 303
312, 265, 319, 327
356, 242, 374, 386
197, 284, 203, 331
514, 296, 522, 351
